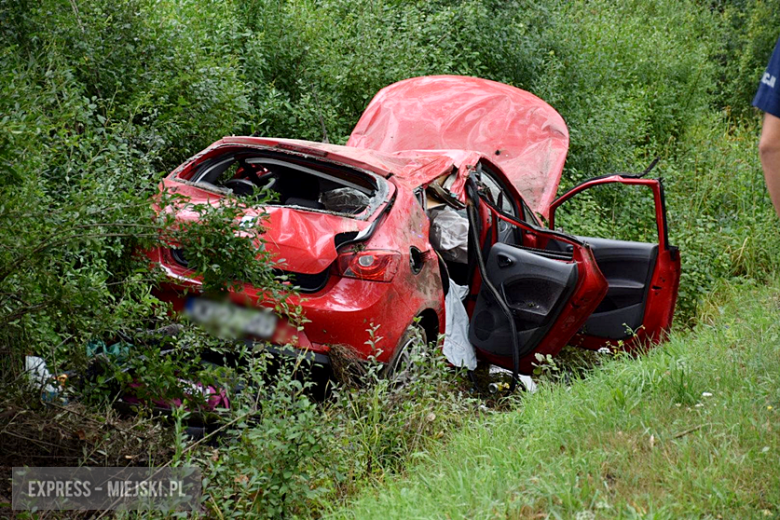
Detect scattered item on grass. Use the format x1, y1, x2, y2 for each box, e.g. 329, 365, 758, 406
488, 381, 511, 394
489, 365, 537, 393
86, 339, 131, 360
24, 355, 67, 404
85, 334, 230, 413
121, 380, 229, 412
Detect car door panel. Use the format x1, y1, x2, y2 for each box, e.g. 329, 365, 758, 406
547, 237, 658, 339
469, 242, 578, 357
466, 187, 608, 374
549, 175, 680, 350
577, 238, 658, 338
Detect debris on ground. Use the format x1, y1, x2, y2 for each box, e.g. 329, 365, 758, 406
24, 355, 68, 404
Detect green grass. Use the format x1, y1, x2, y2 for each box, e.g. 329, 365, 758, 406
333, 282, 780, 519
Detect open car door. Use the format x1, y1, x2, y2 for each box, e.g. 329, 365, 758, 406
463, 165, 608, 376
548, 174, 681, 351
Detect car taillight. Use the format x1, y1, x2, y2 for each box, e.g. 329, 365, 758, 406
337, 250, 401, 282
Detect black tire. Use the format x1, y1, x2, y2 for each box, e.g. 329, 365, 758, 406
384, 323, 428, 383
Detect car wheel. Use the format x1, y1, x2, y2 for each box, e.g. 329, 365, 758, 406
384, 323, 428, 384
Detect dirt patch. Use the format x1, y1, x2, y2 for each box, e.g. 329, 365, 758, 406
0, 397, 175, 509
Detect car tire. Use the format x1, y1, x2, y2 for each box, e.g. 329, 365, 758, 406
384, 323, 428, 383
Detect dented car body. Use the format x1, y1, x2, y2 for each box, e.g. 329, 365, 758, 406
148, 76, 681, 375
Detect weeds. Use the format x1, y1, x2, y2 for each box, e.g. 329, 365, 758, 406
2, 0, 780, 516
177, 328, 476, 517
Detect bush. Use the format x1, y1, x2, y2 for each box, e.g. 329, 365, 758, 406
712, 0, 780, 118
180, 333, 476, 518
3, 0, 780, 514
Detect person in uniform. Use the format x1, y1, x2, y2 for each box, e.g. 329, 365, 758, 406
754, 37, 780, 218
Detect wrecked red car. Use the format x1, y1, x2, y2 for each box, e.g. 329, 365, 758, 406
147, 76, 680, 380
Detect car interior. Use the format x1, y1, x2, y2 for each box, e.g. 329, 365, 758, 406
186, 150, 379, 216
459, 165, 660, 358
420, 164, 577, 358
425, 164, 528, 289
546, 237, 657, 340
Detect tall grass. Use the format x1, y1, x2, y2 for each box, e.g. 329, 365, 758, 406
334, 281, 780, 518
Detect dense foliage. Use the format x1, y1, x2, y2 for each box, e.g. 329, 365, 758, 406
2, 0, 777, 352
1, 0, 779, 516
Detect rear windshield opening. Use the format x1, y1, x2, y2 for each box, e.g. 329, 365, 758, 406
183, 148, 383, 218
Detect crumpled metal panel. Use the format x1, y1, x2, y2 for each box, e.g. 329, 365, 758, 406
160, 178, 371, 275
347, 75, 570, 217
261, 205, 369, 273
390, 149, 481, 205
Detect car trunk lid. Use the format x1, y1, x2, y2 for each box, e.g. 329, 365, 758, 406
161, 178, 376, 275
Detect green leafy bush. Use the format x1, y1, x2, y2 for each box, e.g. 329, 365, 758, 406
180, 334, 475, 518
2, 0, 778, 367
3, 0, 780, 514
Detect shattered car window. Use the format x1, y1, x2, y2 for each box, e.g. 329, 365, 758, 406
477, 165, 517, 217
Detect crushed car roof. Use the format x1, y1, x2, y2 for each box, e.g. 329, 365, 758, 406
347, 75, 570, 216
218, 137, 483, 204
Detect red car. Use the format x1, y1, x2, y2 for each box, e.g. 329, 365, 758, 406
148, 76, 680, 378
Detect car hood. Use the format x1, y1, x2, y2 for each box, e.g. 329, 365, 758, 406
347, 75, 569, 217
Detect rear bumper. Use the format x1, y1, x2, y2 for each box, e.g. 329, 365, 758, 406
153, 267, 442, 365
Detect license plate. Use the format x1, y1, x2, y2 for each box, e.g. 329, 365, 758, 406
185, 298, 277, 339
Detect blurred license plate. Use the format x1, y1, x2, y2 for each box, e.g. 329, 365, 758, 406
185, 298, 277, 339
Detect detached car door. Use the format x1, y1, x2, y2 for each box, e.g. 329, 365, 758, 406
548, 174, 681, 351
464, 164, 608, 374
